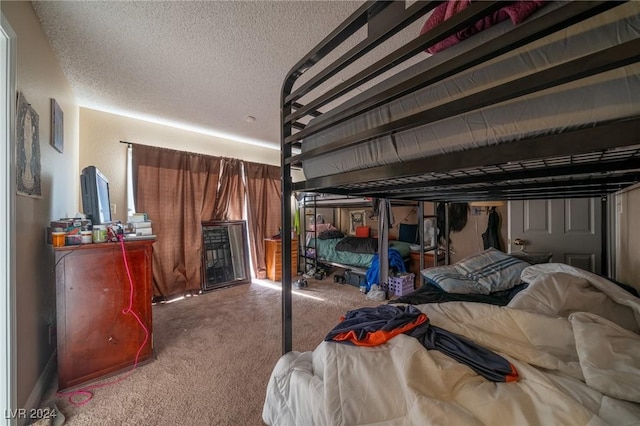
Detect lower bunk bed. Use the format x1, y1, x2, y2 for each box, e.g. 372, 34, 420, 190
306, 235, 413, 272
263, 257, 640, 425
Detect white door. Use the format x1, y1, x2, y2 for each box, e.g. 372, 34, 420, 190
508, 198, 602, 273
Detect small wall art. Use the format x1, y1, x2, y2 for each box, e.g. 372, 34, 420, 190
16, 91, 42, 198
51, 98, 63, 153
349, 210, 365, 235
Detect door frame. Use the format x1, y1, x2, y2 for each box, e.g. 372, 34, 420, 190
1, 12, 17, 426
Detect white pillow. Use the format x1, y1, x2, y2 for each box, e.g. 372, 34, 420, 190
424, 248, 529, 294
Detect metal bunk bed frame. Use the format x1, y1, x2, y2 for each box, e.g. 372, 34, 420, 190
298, 194, 438, 275
280, 0, 640, 353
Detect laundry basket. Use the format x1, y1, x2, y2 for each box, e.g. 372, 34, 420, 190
386, 273, 415, 296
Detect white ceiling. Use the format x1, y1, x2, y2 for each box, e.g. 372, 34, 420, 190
31, 0, 369, 150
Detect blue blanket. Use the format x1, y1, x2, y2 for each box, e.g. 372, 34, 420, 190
366, 248, 406, 291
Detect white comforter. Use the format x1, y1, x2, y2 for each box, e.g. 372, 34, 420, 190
263, 264, 640, 425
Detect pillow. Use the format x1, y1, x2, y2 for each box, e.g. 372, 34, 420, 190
355, 226, 370, 238
310, 223, 336, 233
398, 223, 418, 244
456, 248, 530, 293
422, 266, 488, 294
423, 248, 529, 294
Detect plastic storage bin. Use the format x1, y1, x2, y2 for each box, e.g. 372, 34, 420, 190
344, 270, 367, 288
386, 273, 415, 296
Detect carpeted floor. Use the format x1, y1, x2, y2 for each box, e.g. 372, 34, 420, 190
39, 272, 381, 426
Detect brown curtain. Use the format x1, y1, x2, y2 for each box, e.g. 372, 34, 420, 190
244, 162, 281, 279
213, 159, 244, 221
132, 144, 221, 299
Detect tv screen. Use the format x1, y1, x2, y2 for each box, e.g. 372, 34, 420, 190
81, 166, 112, 225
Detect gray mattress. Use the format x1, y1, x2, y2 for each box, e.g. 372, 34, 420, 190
301, 2, 640, 180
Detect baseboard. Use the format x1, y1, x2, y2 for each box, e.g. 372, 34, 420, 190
19, 350, 56, 426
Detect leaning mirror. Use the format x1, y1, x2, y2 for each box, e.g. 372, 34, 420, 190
201, 220, 251, 291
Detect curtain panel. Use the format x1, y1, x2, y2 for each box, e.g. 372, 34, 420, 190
132, 144, 222, 299
244, 162, 281, 279
213, 158, 244, 222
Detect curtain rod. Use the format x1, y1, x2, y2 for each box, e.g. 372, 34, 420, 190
121, 140, 290, 170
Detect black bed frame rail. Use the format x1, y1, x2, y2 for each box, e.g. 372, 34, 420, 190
284, 1, 623, 150
280, 0, 636, 354
295, 117, 640, 196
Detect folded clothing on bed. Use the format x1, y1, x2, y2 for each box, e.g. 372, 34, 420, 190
325, 304, 518, 383
423, 248, 530, 294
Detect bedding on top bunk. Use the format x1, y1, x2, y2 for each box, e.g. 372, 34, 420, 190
301, 2, 640, 179
263, 264, 640, 426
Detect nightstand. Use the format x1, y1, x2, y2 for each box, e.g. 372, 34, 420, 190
264, 238, 298, 281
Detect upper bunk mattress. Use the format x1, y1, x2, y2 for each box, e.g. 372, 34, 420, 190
301, 2, 640, 180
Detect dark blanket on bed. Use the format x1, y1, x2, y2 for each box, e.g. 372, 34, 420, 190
390, 282, 528, 306
421, 0, 547, 54
335, 236, 378, 254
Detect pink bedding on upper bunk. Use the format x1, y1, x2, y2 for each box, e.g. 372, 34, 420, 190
421, 0, 548, 54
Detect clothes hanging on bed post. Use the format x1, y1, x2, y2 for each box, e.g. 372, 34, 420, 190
377, 199, 390, 295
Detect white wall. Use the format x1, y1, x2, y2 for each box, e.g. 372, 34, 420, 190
616, 185, 640, 289
3, 1, 80, 409
79, 108, 281, 222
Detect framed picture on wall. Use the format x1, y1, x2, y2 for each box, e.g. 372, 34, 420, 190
16, 91, 42, 198
349, 210, 365, 235
51, 98, 63, 153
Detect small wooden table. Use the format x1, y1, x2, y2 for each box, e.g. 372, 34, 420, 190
409, 250, 445, 288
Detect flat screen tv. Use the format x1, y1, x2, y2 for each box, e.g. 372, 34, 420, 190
80, 166, 112, 225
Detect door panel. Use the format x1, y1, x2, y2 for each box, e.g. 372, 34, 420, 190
509, 198, 601, 273
565, 253, 595, 271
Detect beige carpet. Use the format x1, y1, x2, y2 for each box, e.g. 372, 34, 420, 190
40, 273, 381, 426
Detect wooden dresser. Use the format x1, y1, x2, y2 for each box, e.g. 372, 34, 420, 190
409, 250, 445, 288
264, 238, 298, 281
54, 240, 154, 391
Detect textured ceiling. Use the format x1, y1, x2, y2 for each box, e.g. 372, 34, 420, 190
31, 0, 371, 149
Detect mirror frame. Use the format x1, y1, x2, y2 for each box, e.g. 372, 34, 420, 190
200, 220, 251, 291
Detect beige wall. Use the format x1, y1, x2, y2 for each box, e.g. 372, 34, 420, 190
616, 185, 640, 289
3, 1, 80, 408
79, 108, 281, 222
449, 205, 508, 263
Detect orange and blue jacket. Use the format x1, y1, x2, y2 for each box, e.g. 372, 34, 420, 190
325, 304, 518, 383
